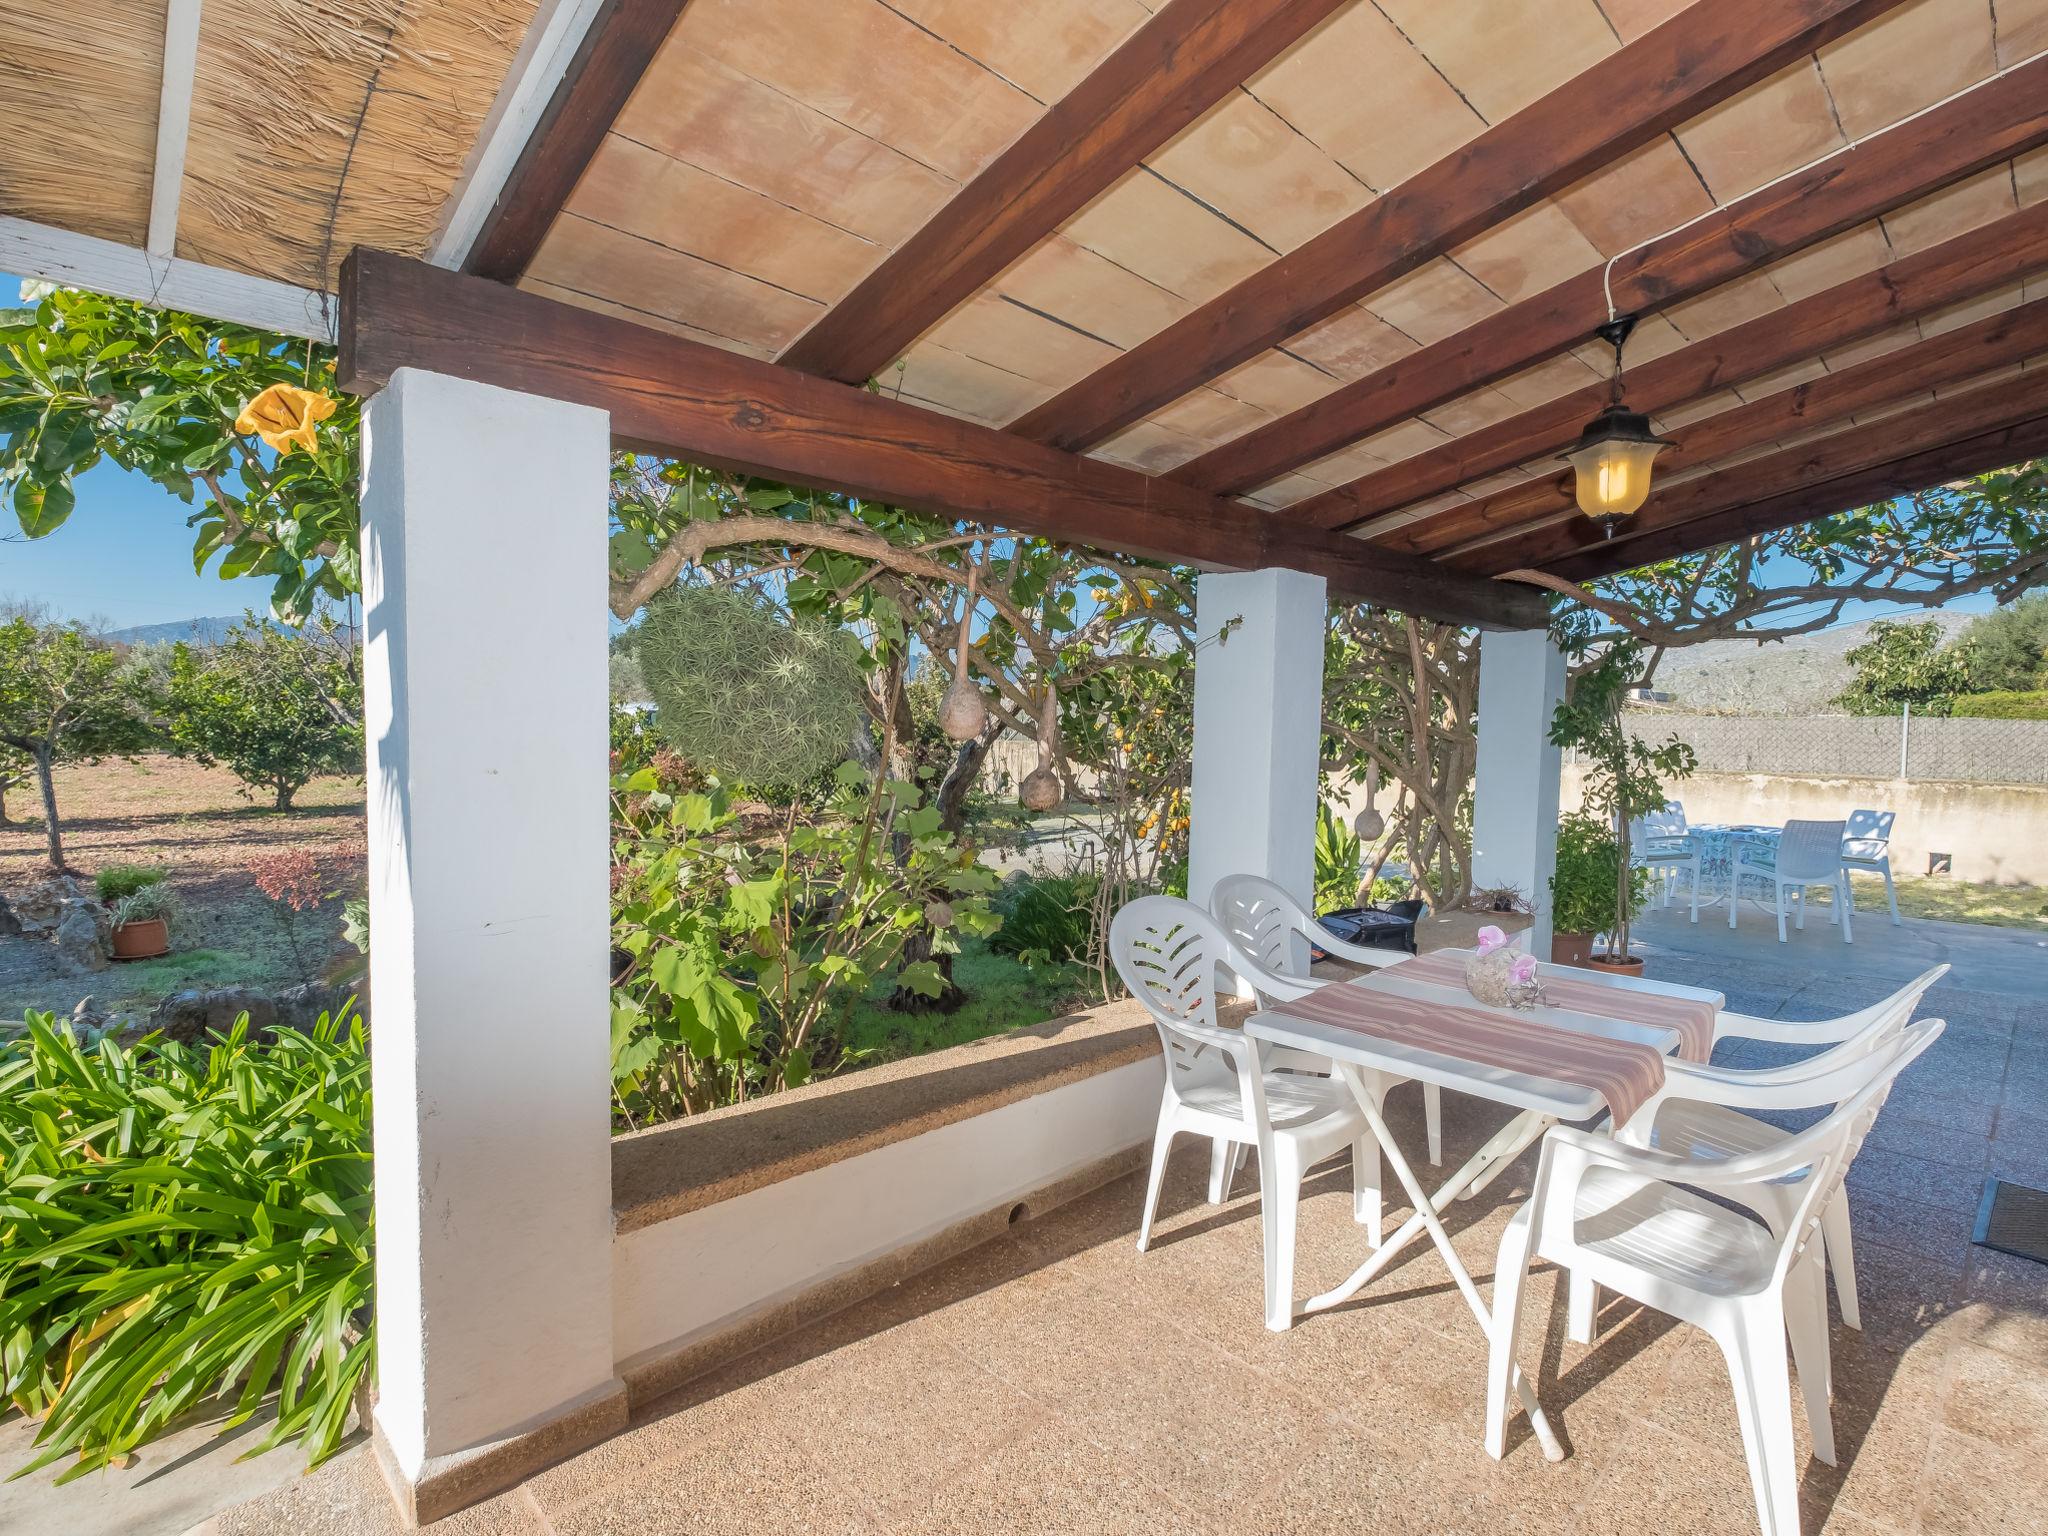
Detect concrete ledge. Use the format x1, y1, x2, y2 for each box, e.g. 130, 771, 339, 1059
611, 998, 1160, 1233
617, 1143, 1145, 1410
372, 1376, 628, 1527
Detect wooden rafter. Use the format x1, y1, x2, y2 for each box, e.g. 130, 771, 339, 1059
774, 0, 1352, 384
1544, 410, 2048, 582
1304, 201, 2048, 539
1454, 301, 2048, 572
462, 0, 692, 282
337, 250, 1546, 629
1004, 0, 1912, 455
146, 0, 203, 259
1487, 363, 2048, 580
1164, 52, 2048, 499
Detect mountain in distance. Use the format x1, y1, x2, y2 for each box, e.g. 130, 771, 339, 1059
104, 615, 253, 647
1645, 609, 1976, 716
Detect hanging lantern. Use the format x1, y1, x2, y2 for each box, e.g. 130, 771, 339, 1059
1353, 764, 1385, 843
1019, 686, 1063, 812
1565, 315, 1671, 538
940, 564, 990, 742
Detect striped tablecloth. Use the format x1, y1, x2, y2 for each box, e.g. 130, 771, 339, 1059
1393, 950, 1718, 1063
1267, 983, 1668, 1129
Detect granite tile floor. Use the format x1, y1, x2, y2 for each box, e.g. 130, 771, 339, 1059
197, 963, 2048, 1536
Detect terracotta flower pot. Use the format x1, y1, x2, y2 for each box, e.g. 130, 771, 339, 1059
1589, 951, 1646, 978
1550, 932, 1596, 968
111, 918, 169, 960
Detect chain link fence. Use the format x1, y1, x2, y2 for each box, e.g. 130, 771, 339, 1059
1606, 710, 2048, 785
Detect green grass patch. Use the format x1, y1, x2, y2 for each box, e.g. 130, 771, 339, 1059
112, 947, 260, 993
836, 938, 1099, 1065
1853, 873, 2048, 929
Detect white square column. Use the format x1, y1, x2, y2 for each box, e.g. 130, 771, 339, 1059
1187, 568, 1328, 912
1472, 629, 1568, 956
360, 368, 623, 1518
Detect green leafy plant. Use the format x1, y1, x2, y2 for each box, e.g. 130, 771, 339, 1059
1549, 813, 1647, 937
1314, 801, 1362, 913
0, 1007, 372, 1481
164, 617, 361, 810
1833, 618, 1973, 716
111, 883, 179, 929
94, 864, 167, 902
987, 874, 1100, 967
1548, 644, 1695, 963
1950, 689, 2048, 719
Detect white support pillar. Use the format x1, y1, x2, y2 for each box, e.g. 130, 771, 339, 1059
1472, 629, 1568, 957
1187, 568, 1328, 913
361, 368, 624, 1520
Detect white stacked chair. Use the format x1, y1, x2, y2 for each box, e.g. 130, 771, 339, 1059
1838, 809, 1902, 926
1631, 801, 1701, 918
1110, 897, 1376, 1332
1731, 819, 1853, 943
1209, 872, 1445, 1176
1487, 1020, 1945, 1536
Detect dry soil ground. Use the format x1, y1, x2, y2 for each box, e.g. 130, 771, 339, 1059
0, 755, 365, 1025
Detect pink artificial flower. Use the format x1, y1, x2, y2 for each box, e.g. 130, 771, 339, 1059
1509, 952, 1540, 985
1475, 924, 1507, 955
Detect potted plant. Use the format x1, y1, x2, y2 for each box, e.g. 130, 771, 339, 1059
110, 882, 176, 960
1549, 813, 1639, 967
1547, 644, 1696, 974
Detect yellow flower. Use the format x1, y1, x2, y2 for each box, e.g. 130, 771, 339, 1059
235, 382, 336, 457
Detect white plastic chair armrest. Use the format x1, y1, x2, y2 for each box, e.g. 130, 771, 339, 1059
1648, 1055, 1874, 1111
1713, 1010, 1869, 1046
1544, 1122, 1820, 1192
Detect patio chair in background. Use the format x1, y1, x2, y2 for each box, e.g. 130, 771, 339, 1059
1631, 803, 1701, 919
1839, 809, 1902, 927
1731, 820, 1852, 943
1210, 872, 1444, 1169
1110, 897, 1376, 1332
1487, 1020, 1945, 1536
1597, 964, 1946, 1336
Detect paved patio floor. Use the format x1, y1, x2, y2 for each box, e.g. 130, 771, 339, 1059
188, 952, 2047, 1535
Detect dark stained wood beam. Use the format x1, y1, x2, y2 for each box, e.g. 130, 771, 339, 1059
338, 250, 1546, 629
1469, 363, 2048, 581
1303, 200, 2048, 537
1542, 411, 2048, 582
1167, 52, 2048, 498
463, 0, 692, 282
1451, 299, 2048, 572
1006, 0, 1913, 454
775, 0, 1352, 384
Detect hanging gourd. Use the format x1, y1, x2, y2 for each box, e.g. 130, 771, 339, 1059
1019, 684, 1063, 812
939, 563, 990, 742
1354, 762, 1386, 843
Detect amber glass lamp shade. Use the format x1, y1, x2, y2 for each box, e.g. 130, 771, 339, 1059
1565, 405, 1670, 534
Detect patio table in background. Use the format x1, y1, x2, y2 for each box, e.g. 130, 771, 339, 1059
1685, 823, 1781, 909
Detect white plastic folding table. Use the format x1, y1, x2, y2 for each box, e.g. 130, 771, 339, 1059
1245, 960, 1724, 1461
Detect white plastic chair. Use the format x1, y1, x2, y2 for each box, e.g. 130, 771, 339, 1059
1110, 897, 1376, 1332
1589, 963, 1945, 1337
1839, 809, 1902, 927
1731, 820, 1852, 944
1487, 1021, 1944, 1536
1708, 963, 1948, 1051
1631, 805, 1701, 918
1209, 872, 1444, 1168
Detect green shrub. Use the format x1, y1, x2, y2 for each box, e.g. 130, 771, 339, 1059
988, 874, 1100, 965
111, 883, 179, 928
1313, 801, 1361, 914
1950, 689, 2048, 720
0, 1007, 372, 1481
93, 863, 166, 902
1549, 813, 1647, 936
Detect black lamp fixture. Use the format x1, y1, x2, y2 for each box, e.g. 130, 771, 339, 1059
1565, 315, 1672, 537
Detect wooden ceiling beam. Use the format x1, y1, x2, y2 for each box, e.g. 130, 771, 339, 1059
1542, 410, 2048, 583
1302, 200, 2048, 538
1006, 0, 1913, 454
1452, 300, 2048, 572
1167, 52, 2048, 498
775, 0, 1352, 384
1473, 363, 2048, 581
337, 250, 1546, 630
462, 0, 692, 282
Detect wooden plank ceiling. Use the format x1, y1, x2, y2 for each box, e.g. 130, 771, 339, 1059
464, 0, 2048, 592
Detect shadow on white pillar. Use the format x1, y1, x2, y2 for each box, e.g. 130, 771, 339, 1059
1187, 568, 1328, 914
361, 368, 623, 1519
1472, 629, 1567, 957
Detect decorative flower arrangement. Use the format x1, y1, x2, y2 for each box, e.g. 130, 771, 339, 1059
1465, 924, 1545, 1011
235, 383, 337, 457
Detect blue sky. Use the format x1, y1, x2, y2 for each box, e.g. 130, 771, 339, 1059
1, 271, 285, 629
0, 269, 2008, 636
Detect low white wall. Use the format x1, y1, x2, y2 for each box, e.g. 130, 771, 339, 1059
1563, 768, 2048, 885
612, 1057, 1163, 1369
